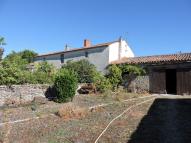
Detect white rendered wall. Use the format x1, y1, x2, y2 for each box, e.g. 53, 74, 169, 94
120, 40, 134, 58
109, 40, 134, 63
108, 42, 120, 63
34, 46, 110, 73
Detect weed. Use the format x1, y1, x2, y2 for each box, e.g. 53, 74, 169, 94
56, 103, 88, 120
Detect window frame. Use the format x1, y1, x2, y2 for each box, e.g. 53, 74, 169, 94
60, 54, 65, 63
85, 51, 88, 58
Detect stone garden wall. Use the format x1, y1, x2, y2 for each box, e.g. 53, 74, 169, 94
123, 75, 150, 93
0, 84, 50, 106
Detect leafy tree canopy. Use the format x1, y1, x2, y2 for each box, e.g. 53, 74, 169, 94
5, 50, 37, 63
0, 49, 55, 85
0, 36, 6, 60
0, 36, 6, 46
20, 50, 38, 63
62, 59, 99, 83
119, 64, 146, 76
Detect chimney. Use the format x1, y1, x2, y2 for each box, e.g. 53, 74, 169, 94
118, 36, 122, 59
84, 39, 91, 47
65, 44, 69, 51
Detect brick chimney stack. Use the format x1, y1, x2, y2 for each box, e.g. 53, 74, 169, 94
84, 39, 91, 47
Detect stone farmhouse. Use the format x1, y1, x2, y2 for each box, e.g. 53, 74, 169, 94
34, 38, 191, 95
34, 38, 134, 73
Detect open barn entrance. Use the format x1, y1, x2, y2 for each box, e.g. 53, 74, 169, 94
166, 69, 177, 94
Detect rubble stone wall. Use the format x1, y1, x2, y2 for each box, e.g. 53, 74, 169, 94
0, 84, 50, 106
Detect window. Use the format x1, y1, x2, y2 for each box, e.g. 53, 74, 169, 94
61, 54, 64, 63
85, 51, 88, 58
43, 57, 46, 61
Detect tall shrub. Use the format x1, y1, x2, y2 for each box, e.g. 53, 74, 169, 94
62, 59, 98, 83
0, 64, 23, 85
36, 61, 54, 73
0, 56, 26, 85
95, 75, 112, 93
107, 64, 122, 90
119, 64, 146, 76
54, 69, 78, 103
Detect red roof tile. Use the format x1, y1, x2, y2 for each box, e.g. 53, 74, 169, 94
36, 40, 117, 57
111, 53, 191, 65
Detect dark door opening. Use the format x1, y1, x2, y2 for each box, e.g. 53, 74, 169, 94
166, 69, 177, 94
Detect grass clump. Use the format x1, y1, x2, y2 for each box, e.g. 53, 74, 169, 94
57, 103, 88, 120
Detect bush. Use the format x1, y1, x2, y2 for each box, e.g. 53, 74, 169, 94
20, 71, 38, 84
62, 59, 98, 83
22, 71, 54, 84
54, 69, 78, 103
36, 61, 55, 74
95, 75, 112, 93
107, 64, 122, 90
119, 64, 146, 76
0, 51, 55, 85
0, 62, 23, 85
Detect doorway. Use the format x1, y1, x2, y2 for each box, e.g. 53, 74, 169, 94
166, 69, 177, 94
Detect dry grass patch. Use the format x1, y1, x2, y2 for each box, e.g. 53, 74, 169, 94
57, 103, 88, 120
4, 98, 21, 107
90, 106, 105, 113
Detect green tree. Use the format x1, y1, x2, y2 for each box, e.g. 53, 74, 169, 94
0, 36, 6, 60
0, 50, 55, 85
0, 52, 28, 85
20, 50, 38, 63
5, 50, 37, 63
3, 51, 28, 70
62, 59, 98, 83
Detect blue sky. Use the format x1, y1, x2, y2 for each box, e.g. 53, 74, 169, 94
0, 0, 191, 57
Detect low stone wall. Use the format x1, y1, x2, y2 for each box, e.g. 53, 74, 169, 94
123, 75, 149, 93
0, 84, 50, 106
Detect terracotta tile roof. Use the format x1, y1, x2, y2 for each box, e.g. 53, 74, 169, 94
36, 40, 117, 57
111, 53, 191, 65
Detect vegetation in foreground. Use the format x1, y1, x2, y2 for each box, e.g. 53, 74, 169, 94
54, 68, 78, 103
0, 36, 146, 104
0, 91, 151, 143
1, 94, 191, 143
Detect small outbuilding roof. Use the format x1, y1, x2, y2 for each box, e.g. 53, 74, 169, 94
111, 52, 191, 65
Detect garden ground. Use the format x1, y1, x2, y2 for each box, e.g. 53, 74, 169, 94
0, 93, 191, 143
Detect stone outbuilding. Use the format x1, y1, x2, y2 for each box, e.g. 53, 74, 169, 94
113, 52, 191, 95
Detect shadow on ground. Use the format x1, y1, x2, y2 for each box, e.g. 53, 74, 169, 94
128, 98, 191, 143
45, 86, 57, 100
